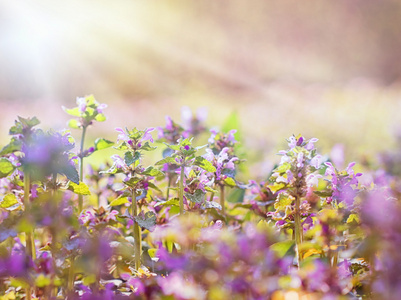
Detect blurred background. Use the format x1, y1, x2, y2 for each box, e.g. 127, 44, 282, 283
1, 0, 401, 170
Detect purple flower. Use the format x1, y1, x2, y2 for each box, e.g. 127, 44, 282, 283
305, 138, 319, 150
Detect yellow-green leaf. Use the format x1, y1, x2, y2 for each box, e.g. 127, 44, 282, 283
68, 182, 91, 195
109, 197, 129, 206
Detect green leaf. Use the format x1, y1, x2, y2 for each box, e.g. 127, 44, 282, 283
82, 274, 96, 286
194, 156, 216, 173
275, 162, 291, 174
10, 278, 29, 289
114, 141, 129, 151
347, 213, 360, 224
154, 198, 180, 207
224, 177, 236, 187
95, 113, 106, 122
141, 166, 164, 177
147, 182, 162, 193
60, 163, 79, 184
164, 143, 180, 151
63, 107, 82, 117
0, 138, 22, 155
123, 177, 141, 188
227, 188, 245, 203
313, 190, 333, 197
18, 116, 40, 128
270, 240, 295, 258
109, 197, 129, 206
148, 248, 158, 258
269, 182, 286, 193
94, 138, 114, 150
185, 189, 205, 204
140, 141, 157, 151
125, 151, 140, 166
204, 186, 218, 193
67, 119, 80, 129
0, 194, 19, 210
274, 193, 292, 211
68, 182, 91, 195
0, 158, 15, 178
155, 157, 176, 166
135, 211, 157, 232
202, 201, 222, 210
35, 274, 51, 288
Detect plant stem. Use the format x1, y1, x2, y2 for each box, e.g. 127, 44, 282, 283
209, 192, 214, 202
179, 165, 184, 215
78, 125, 87, 213
24, 172, 34, 300
166, 174, 172, 201
67, 256, 75, 293
220, 184, 225, 214
132, 190, 141, 270
294, 195, 303, 268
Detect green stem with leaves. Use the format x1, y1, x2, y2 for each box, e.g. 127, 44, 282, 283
78, 125, 87, 213
24, 172, 33, 300
179, 165, 185, 214
294, 194, 303, 268
132, 190, 141, 270
220, 184, 225, 214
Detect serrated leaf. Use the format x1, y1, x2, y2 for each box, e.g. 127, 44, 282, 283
224, 177, 236, 187
194, 156, 216, 173
140, 141, 157, 151
0, 158, 15, 178
274, 194, 292, 211
123, 177, 141, 188
60, 164, 79, 184
94, 138, 114, 150
155, 157, 177, 166
0, 194, 19, 209
125, 151, 140, 166
202, 201, 222, 210
67, 119, 80, 129
135, 211, 157, 232
18, 116, 40, 128
154, 198, 180, 207
0, 138, 22, 155
109, 197, 129, 206
270, 240, 295, 258
185, 189, 205, 203
141, 166, 164, 177
68, 182, 91, 195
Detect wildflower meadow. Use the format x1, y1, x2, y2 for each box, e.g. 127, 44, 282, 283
0, 95, 399, 299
